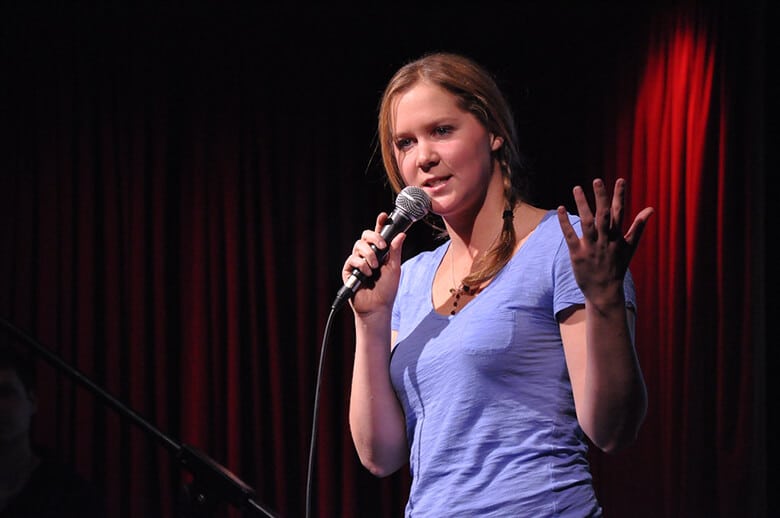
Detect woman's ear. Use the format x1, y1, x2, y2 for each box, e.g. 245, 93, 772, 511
490, 135, 504, 151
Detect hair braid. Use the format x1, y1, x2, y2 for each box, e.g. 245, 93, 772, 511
462, 168, 518, 289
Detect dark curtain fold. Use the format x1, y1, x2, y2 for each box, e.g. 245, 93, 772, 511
591, 3, 766, 517
0, 3, 767, 517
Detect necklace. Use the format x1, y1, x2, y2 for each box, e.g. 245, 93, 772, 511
448, 248, 478, 315
445, 207, 515, 315
448, 284, 476, 315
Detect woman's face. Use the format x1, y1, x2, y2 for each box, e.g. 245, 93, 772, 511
391, 81, 503, 218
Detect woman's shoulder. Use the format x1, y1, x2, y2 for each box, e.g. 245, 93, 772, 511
532, 207, 580, 232
398, 239, 448, 289
514, 208, 576, 268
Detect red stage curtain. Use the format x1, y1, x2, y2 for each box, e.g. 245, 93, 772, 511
590, 3, 765, 517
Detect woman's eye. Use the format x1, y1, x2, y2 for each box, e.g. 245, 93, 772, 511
434, 126, 452, 137
395, 138, 412, 150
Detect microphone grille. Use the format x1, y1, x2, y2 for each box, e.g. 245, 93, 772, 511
395, 186, 431, 222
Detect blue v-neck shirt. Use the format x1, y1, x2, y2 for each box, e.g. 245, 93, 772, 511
390, 210, 636, 517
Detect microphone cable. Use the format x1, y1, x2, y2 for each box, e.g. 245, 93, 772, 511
304, 186, 430, 518
305, 305, 339, 518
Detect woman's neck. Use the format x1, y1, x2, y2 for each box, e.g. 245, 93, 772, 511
444, 198, 508, 259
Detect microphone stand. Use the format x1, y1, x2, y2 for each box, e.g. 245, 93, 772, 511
0, 316, 279, 518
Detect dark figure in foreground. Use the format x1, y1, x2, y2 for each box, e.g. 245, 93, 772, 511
0, 344, 106, 518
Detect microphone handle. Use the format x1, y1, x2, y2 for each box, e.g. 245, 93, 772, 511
331, 210, 414, 312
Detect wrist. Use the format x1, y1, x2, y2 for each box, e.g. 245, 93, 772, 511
584, 286, 627, 316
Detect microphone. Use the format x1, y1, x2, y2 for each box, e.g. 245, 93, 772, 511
331, 186, 431, 312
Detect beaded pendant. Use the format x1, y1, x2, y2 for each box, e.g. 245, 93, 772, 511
448, 284, 473, 315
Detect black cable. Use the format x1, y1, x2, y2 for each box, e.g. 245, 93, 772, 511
305, 306, 338, 518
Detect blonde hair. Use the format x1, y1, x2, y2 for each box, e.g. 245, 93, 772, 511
377, 52, 529, 288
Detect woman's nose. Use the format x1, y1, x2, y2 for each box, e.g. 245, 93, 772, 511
416, 141, 439, 170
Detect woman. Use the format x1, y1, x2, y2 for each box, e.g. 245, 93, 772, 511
342, 51, 653, 517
